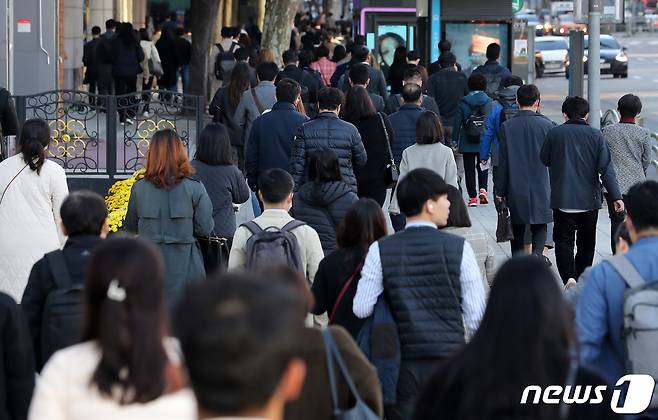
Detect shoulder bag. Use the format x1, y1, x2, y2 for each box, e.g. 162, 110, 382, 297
377, 112, 399, 188
0, 163, 29, 207
251, 87, 265, 115
197, 235, 230, 274
328, 264, 363, 324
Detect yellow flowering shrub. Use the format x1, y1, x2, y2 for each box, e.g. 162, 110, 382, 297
105, 169, 145, 232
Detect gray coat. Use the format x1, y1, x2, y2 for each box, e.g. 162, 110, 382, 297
234, 81, 277, 147
497, 111, 556, 224
125, 178, 214, 304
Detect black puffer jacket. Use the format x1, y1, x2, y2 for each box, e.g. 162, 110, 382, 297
290, 113, 367, 193
291, 181, 358, 254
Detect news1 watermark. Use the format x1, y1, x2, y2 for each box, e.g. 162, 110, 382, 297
520, 374, 657, 414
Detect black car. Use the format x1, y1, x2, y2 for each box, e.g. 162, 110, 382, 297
565, 34, 629, 78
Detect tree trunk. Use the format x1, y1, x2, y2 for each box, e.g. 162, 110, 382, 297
189, 0, 221, 105
261, 0, 301, 66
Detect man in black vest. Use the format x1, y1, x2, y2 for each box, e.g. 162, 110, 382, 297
353, 168, 486, 420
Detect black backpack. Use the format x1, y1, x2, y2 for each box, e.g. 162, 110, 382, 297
483, 67, 504, 98
497, 96, 520, 131
242, 220, 305, 273
214, 43, 238, 81
40, 251, 84, 366
464, 103, 487, 141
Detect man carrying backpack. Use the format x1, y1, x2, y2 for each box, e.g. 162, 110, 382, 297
213, 27, 241, 85
21, 190, 108, 371
228, 168, 324, 284
471, 43, 512, 97
576, 180, 658, 416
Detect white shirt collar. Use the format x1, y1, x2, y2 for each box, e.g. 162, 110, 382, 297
405, 220, 438, 229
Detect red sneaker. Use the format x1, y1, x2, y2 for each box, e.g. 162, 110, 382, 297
479, 188, 488, 205
468, 198, 478, 207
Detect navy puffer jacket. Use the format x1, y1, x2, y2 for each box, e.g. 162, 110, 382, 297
388, 104, 424, 166
291, 181, 358, 254
290, 113, 367, 193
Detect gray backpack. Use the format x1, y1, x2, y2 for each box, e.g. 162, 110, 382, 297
242, 220, 305, 273
608, 255, 658, 409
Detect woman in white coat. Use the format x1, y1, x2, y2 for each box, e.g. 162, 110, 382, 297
0, 118, 68, 301
139, 28, 162, 117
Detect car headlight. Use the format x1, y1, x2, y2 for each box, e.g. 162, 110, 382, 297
559, 27, 565, 33
536, 24, 544, 29
615, 52, 628, 62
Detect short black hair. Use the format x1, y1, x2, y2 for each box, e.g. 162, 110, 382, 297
438, 52, 456, 68
221, 27, 232, 37
234, 47, 250, 62
416, 111, 444, 145
317, 87, 343, 111
617, 94, 642, 119
403, 67, 422, 83
397, 168, 450, 217
92, 26, 102, 36
503, 75, 524, 88
282, 49, 299, 65
60, 190, 108, 236
195, 123, 233, 166
308, 148, 342, 183
174, 273, 304, 415
468, 73, 487, 92
354, 34, 366, 46
625, 181, 658, 232
105, 19, 116, 30
256, 62, 279, 82
258, 168, 294, 203
175, 27, 185, 37
438, 40, 452, 53
316, 44, 330, 58
353, 46, 370, 63
516, 84, 540, 107
401, 83, 422, 103
486, 43, 501, 60
348, 63, 370, 86
562, 96, 589, 120
407, 50, 421, 61
276, 78, 302, 104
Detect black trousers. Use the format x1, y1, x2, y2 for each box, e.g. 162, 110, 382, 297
605, 193, 626, 254
141, 76, 154, 113
114, 75, 138, 122
462, 152, 488, 198
553, 209, 598, 283
384, 358, 444, 420
390, 213, 406, 232
511, 224, 548, 256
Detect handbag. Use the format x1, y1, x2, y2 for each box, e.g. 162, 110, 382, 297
148, 59, 164, 78
197, 235, 230, 274
495, 198, 514, 243
377, 112, 399, 188
328, 264, 362, 324
323, 329, 380, 420
0, 163, 29, 207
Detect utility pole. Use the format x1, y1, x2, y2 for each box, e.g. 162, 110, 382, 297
588, 0, 601, 129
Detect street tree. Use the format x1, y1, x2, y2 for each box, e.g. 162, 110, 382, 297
188, 0, 221, 102
261, 0, 301, 65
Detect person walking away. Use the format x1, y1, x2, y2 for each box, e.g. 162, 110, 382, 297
496, 84, 556, 259
112, 22, 144, 125
0, 85, 19, 160
428, 39, 462, 75
276, 50, 320, 116
471, 43, 512, 96
208, 62, 251, 166
291, 148, 358, 254
353, 168, 486, 420
385, 67, 440, 115
94, 19, 117, 97
406, 51, 429, 93
0, 291, 35, 420
441, 185, 494, 287
0, 119, 68, 302
346, 63, 385, 112
290, 88, 367, 195
233, 48, 258, 87
191, 123, 250, 245
540, 96, 623, 284
299, 49, 326, 117
312, 198, 388, 338
341, 86, 392, 206
228, 169, 324, 285
386, 46, 409, 95
212, 27, 241, 87
452, 74, 493, 207
390, 111, 458, 220
22, 191, 108, 371
479, 75, 523, 194
125, 129, 214, 305
155, 27, 180, 93
138, 28, 161, 117
576, 180, 658, 418
233, 62, 278, 170
311, 44, 337, 87
414, 257, 619, 420
28, 238, 196, 420
82, 26, 102, 102
245, 79, 308, 200
336, 46, 388, 100
174, 28, 191, 94
602, 93, 652, 253
426, 52, 468, 184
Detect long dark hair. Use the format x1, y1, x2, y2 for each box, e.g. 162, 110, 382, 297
228, 62, 252, 108
445, 185, 472, 228
194, 123, 233, 166
307, 148, 341, 183
82, 237, 169, 405
19, 118, 51, 173
341, 86, 376, 122
336, 198, 388, 271
417, 257, 575, 420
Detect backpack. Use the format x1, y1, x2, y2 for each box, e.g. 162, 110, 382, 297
608, 255, 658, 409
483, 67, 504, 97
464, 103, 487, 141
41, 251, 85, 367
497, 97, 519, 131
242, 220, 306, 273
214, 43, 238, 81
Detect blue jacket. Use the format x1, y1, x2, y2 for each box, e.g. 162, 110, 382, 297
245, 102, 309, 190
388, 104, 424, 166
472, 60, 512, 91
576, 237, 658, 386
452, 91, 493, 154
479, 85, 520, 164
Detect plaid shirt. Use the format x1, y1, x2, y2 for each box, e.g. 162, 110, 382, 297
310, 57, 336, 86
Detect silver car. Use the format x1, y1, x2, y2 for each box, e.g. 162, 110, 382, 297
535, 36, 569, 77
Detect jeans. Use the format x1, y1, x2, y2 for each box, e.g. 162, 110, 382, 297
605, 193, 626, 254
462, 152, 488, 198
511, 224, 548, 256
553, 209, 598, 283
179, 65, 190, 93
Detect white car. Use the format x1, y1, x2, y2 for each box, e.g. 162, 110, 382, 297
535, 36, 569, 77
